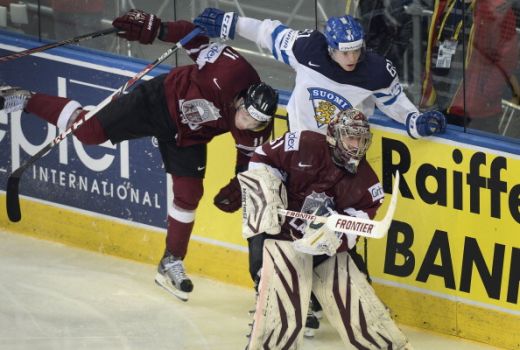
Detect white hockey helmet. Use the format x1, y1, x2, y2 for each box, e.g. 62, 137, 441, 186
326, 108, 372, 174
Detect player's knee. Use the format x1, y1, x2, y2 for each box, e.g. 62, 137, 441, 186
73, 112, 109, 145
172, 176, 204, 210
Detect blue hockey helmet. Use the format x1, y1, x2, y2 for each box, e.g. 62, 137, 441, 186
324, 15, 365, 52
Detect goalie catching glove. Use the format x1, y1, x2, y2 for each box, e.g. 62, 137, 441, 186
238, 166, 287, 239
293, 205, 358, 256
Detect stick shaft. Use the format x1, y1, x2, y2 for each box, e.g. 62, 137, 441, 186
278, 171, 400, 239
0, 28, 118, 62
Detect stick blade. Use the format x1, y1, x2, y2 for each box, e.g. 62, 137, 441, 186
6, 175, 21, 222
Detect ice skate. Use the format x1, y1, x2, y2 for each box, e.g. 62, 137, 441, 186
304, 303, 320, 338
154, 253, 193, 302
310, 293, 323, 319
0, 86, 31, 113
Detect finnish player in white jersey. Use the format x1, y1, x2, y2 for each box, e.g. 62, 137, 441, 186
194, 9, 447, 139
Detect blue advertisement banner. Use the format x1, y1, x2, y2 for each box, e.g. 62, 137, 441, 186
0, 38, 172, 228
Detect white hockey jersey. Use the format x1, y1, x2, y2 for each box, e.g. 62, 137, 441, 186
236, 17, 419, 133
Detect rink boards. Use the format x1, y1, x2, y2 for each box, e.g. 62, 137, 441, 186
0, 31, 518, 349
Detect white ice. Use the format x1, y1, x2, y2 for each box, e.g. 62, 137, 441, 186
0, 231, 503, 350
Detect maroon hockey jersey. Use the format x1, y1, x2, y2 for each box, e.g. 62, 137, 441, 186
160, 21, 273, 168
250, 131, 384, 250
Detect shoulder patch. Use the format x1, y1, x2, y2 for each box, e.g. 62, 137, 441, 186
284, 132, 300, 152
368, 182, 385, 202
196, 43, 226, 68
278, 29, 299, 50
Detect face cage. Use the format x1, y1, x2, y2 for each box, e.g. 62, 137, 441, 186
331, 126, 372, 173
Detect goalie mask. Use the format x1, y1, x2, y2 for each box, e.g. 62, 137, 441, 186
327, 109, 372, 174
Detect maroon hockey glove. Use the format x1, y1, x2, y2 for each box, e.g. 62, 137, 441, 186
112, 9, 161, 44
214, 176, 241, 213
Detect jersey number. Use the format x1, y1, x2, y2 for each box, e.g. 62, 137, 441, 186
386, 59, 397, 77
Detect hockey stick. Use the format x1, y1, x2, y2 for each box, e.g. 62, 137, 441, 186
0, 28, 118, 62
278, 171, 400, 239
6, 27, 203, 222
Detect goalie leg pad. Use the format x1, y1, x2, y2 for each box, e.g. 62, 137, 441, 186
247, 240, 313, 350
238, 166, 287, 238
312, 251, 412, 349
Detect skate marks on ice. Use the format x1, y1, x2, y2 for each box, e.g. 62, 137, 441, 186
0, 232, 231, 350
0, 231, 503, 350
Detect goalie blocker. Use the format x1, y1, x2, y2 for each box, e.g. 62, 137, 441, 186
238, 166, 287, 238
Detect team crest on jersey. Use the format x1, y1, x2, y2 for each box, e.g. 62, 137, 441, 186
301, 191, 335, 215
179, 99, 221, 130
308, 88, 352, 128
289, 191, 335, 235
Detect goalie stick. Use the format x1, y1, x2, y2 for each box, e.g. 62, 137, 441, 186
5, 27, 203, 222
278, 171, 400, 239
0, 28, 118, 62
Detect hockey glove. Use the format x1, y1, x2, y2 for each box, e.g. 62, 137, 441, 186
406, 111, 446, 139
194, 8, 238, 40
294, 205, 344, 256
214, 176, 241, 213
238, 166, 287, 238
112, 9, 161, 44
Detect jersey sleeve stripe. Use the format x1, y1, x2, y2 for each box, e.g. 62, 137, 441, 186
271, 24, 289, 64
381, 94, 399, 106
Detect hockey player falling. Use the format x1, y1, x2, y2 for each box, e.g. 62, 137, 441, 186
237, 109, 412, 349
195, 8, 446, 139
0, 10, 278, 302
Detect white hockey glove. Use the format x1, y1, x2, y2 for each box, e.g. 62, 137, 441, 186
293, 206, 359, 256
238, 166, 287, 239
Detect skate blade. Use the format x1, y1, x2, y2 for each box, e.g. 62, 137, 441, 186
304, 328, 315, 338
154, 272, 189, 302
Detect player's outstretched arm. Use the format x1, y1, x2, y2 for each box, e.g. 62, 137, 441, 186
406, 110, 447, 139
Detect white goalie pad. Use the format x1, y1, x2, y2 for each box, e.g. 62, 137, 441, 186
238, 166, 288, 239
247, 240, 313, 350
311, 251, 413, 349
